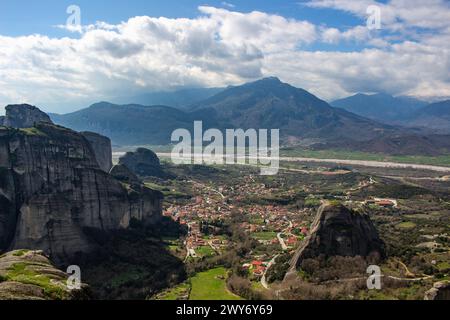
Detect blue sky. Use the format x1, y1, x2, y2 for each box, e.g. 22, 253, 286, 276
0, 1, 363, 37
0, 0, 449, 114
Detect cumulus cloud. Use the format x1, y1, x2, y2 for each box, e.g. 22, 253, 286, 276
0, 4, 449, 114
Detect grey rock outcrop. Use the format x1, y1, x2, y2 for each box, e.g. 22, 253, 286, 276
291, 204, 385, 269
119, 148, 166, 178
2, 104, 52, 128
81, 131, 113, 172
0, 120, 163, 263
424, 281, 450, 300
0, 250, 90, 300
110, 164, 141, 187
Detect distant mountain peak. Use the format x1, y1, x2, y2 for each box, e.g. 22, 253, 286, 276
243, 77, 283, 87
258, 76, 282, 83
332, 92, 427, 122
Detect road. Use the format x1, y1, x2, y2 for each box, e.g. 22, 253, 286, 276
277, 233, 288, 251
261, 254, 279, 290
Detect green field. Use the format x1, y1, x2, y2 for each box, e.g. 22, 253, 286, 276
280, 148, 450, 167
196, 246, 216, 258
189, 267, 243, 300
252, 231, 277, 241
395, 221, 417, 230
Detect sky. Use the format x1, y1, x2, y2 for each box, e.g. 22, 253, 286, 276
0, 0, 449, 114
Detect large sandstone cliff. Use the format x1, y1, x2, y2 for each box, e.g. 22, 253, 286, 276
119, 148, 169, 178
291, 203, 385, 269
2, 104, 52, 128
81, 131, 113, 173
0, 109, 163, 263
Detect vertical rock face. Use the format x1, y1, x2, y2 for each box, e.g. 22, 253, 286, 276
0, 121, 163, 263
81, 132, 113, 173
119, 148, 165, 178
2, 104, 52, 128
291, 204, 385, 269
110, 164, 142, 187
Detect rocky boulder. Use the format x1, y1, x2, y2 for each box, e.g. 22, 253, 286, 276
119, 148, 166, 178
81, 131, 113, 173
0, 250, 90, 300
110, 164, 141, 187
424, 281, 450, 300
2, 104, 52, 128
291, 203, 385, 269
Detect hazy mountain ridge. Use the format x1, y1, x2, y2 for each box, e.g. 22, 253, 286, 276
331, 93, 428, 122
402, 100, 450, 133
113, 87, 224, 110
50, 78, 450, 156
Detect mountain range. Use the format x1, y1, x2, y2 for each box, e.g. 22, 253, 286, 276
50, 78, 450, 156
404, 100, 450, 134
332, 93, 450, 134
331, 93, 427, 122
113, 87, 224, 109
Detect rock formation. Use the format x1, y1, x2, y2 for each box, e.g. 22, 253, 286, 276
291, 203, 385, 269
0, 250, 90, 300
81, 131, 113, 172
110, 164, 141, 187
424, 281, 450, 300
119, 148, 167, 178
0, 106, 163, 264
2, 104, 52, 128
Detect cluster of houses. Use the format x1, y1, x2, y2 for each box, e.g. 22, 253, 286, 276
364, 198, 397, 208
243, 260, 269, 277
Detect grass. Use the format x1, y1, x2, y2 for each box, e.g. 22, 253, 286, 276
437, 262, 450, 271
155, 282, 191, 300
280, 148, 450, 167
252, 232, 277, 241
196, 246, 216, 258
395, 221, 417, 230
19, 127, 47, 137
5, 263, 67, 299
12, 249, 30, 257
189, 267, 243, 300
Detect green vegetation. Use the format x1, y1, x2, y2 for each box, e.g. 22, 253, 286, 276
189, 267, 243, 300
5, 263, 67, 299
155, 282, 191, 300
304, 197, 321, 207
252, 232, 277, 241
19, 127, 47, 137
396, 222, 417, 230
281, 148, 450, 167
196, 246, 216, 258
12, 249, 30, 257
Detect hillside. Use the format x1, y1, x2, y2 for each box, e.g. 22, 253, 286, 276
332, 93, 427, 123
403, 100, 450, 133
113, 87, 224, 110
50, 78, 449, 155
51, 102, 195, 145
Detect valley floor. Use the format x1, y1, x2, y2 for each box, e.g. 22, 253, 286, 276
147, 158, 449, 300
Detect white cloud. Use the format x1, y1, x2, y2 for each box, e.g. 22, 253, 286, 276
305, 0, 450, 31
221, 2, 235, 8
0, 4, 449, 114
